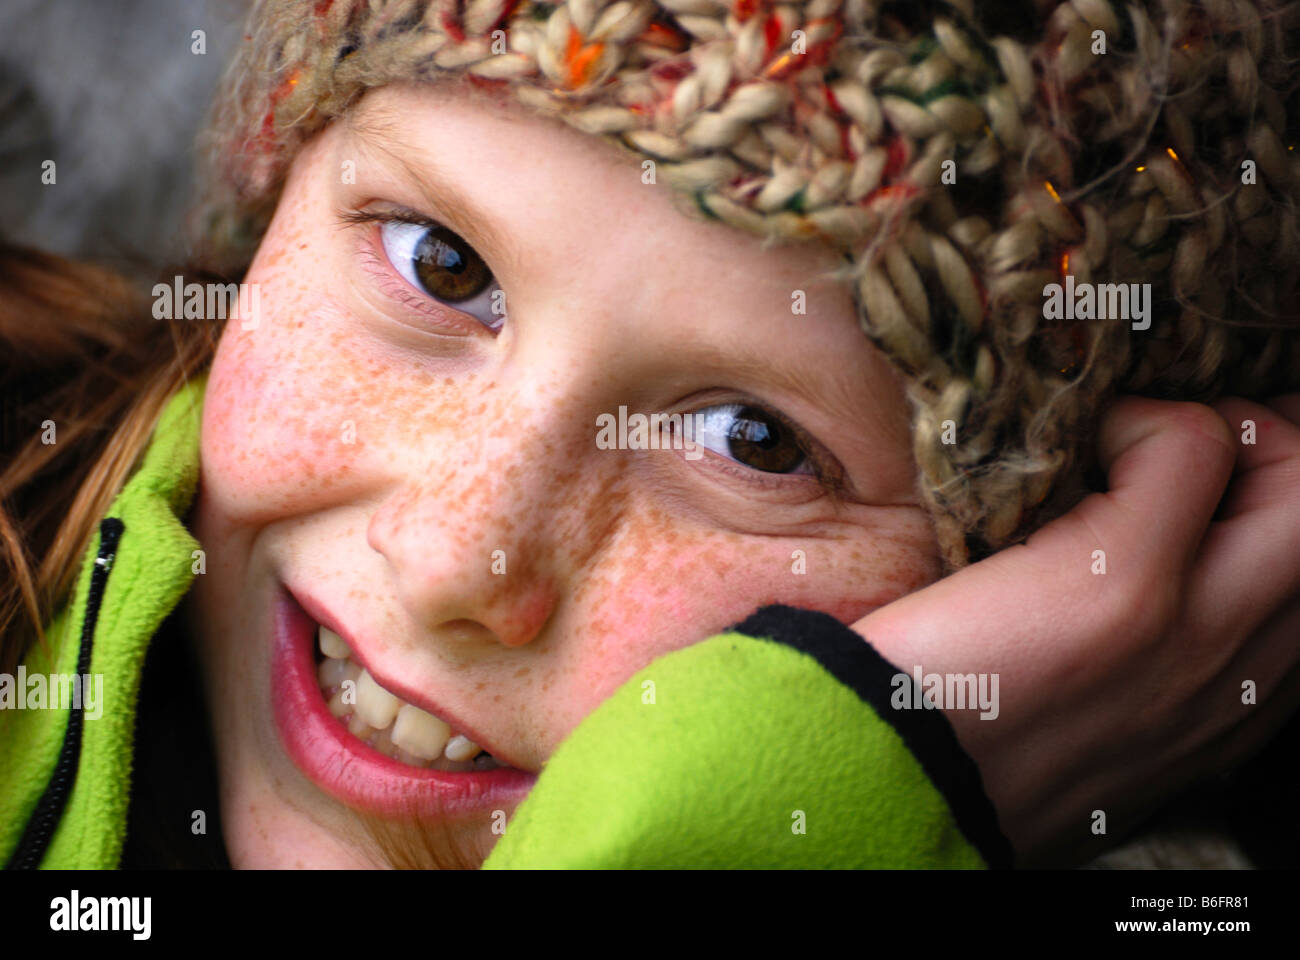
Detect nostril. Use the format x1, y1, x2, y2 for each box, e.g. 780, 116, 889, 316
438, 619, 496, 644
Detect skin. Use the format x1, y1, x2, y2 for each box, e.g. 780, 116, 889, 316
859, 393, 1300, 866
187, 79, 944, 869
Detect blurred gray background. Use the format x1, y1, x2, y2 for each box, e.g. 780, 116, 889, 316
0, 0, 248, 267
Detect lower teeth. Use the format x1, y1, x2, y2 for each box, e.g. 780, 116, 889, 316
315, 642, 502, 772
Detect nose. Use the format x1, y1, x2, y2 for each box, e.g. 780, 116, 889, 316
368, 481, 563, 649
365, 403, 569, 649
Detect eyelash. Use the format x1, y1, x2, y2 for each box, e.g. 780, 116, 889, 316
337, 208, 490, 331
338, 208, 848, 498
339, 207, 436, 232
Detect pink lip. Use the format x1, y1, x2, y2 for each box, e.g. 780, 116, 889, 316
271, 588, 537, 821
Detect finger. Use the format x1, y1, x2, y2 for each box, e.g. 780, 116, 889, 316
1208, 396, 1300, 504
1088, 396, 1238, 572
1183, 398, 1300, 640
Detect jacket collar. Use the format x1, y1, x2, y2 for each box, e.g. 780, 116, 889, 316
1, 374, 206, 868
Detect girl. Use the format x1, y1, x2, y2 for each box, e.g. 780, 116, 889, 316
2, 0, 1299, 869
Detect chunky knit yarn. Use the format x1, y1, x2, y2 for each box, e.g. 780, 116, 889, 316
193, 0, 1300, 571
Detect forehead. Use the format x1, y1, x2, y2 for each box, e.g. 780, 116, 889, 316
341, 80, 855, 289
347, 78, 634, 175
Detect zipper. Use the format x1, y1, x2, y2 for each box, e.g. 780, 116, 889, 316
5, 517, 124, 870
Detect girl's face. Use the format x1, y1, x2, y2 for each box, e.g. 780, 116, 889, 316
189, 80, 942, 868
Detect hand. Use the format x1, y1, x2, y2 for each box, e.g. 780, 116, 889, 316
852, 393, 1300, 867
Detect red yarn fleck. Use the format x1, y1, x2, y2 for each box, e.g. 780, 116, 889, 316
442, 9, 466, 44
733, 0, 760, 23
883, 135, 909, 180
972, 272, 989, 318
839, 122, 855, 160
763, 14, 782, 58
257, 108, 275, 145
822, 85, 856, 160
807, 40, 835, 66
641, 21, 688, 52
651, 59, 691, 82
466, 74, 508, 92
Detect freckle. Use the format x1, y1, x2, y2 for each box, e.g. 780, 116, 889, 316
514, 666, 531, 677
475, 681, 486, 691
493, 693, 502, 703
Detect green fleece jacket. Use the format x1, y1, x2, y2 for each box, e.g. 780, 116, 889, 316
0, 378, 1012, 869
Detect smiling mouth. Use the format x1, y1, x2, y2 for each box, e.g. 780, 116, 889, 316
271, 588, 536, 820
314, 626, 503, 772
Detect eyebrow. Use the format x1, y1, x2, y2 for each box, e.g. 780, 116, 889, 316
342, 106, 518, 276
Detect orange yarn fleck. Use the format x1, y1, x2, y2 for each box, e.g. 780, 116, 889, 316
564, 25, 605, 89
273, 68, 301, 102
764, 52, 798, 80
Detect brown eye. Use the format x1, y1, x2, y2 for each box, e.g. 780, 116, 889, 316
694, 404, 810, 474
411, 226, 493, 303
379, 218, 504, 330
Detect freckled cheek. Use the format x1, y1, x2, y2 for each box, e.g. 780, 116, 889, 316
200, 294, 381, 521
555, 528, 937, 710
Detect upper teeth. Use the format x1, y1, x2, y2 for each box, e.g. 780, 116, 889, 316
354, 668, 402, 729
316, 626, 494, 771
319, 625, 351, 659
392, 704, 451, 760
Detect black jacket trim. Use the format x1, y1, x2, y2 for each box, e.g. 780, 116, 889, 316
731, 603, 1015, 870
5, 518, 124, 870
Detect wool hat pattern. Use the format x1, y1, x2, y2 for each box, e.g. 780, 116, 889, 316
194, 0, 1300, 571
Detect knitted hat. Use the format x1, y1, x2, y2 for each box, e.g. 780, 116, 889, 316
192, 0, 1300, 572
